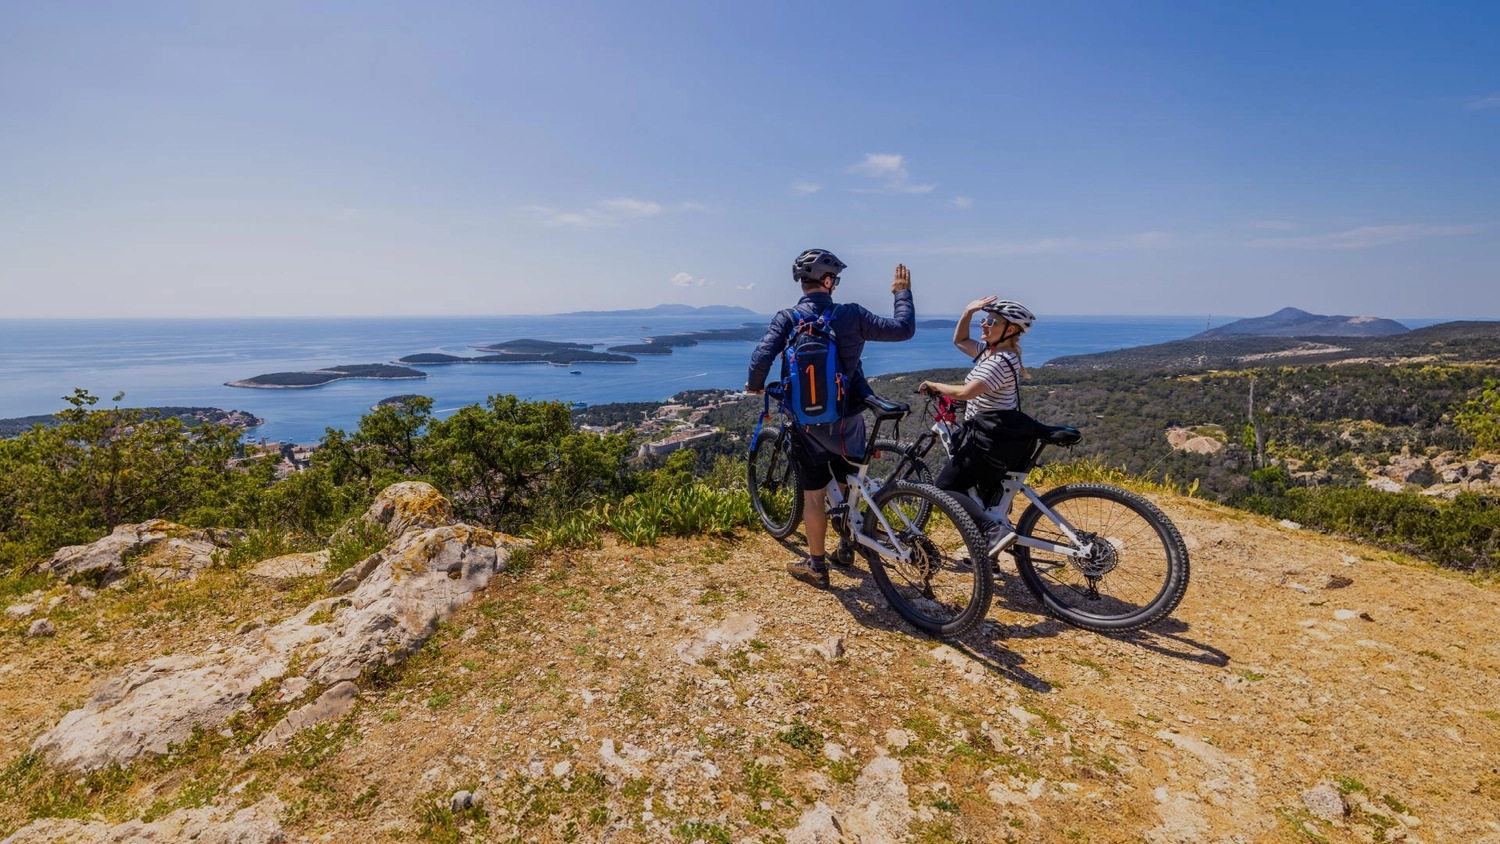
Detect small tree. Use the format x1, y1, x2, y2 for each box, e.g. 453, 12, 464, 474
1454, 378, 1500, 454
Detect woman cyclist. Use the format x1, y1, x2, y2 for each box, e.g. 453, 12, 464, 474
919, 297, 1039, 551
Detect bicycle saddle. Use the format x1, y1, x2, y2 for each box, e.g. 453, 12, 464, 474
1038, 424, 1082, 446
864, 395, 910, 420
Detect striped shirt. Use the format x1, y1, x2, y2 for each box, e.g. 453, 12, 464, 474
963, 348, 1021, 420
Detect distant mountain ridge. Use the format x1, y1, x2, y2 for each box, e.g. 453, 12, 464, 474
1193, 307, 1408, 339
557, 304, 757, 317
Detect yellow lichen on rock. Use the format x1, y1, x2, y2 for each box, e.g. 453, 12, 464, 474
362, 482, 455, 538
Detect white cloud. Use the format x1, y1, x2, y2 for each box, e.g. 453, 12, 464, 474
522, 197, 701, 228
792, 181, 822, 195
952, 196, 973, 209
598, 198, 663, 217
735, 282, 757, 291
848, 153, 935, 194
870, 231, 1173, 257
852, 153, 907, 179
1465, 94, 1500, 110
1250, 224, 1483, 249
672, 272, 711, 288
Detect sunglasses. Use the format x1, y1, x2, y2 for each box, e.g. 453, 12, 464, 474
980, 317, 1000, 327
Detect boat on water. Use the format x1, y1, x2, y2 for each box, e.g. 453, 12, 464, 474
570, 369, 582, 375
571, 401, 588, 408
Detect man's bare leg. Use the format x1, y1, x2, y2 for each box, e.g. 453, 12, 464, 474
804, 488, 828, 557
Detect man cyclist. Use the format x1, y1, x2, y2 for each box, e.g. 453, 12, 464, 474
747, 249, 915, 586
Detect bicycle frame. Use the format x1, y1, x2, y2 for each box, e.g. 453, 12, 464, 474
885, 399, 1094, 561
761, 383, 921, 564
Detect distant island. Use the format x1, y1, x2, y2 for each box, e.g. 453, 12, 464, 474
603, 324, 769, 356
373, 395, 428, 410
227, 364, 427, 389
396, 350, 637, 365
472, 339, 596, 354
556, 303, 757, 318
1, 407, 263, 439
1191, 307, 1409, 339
918, 318, 959, 329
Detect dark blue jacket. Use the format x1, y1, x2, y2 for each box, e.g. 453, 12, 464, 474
747, 290, 916, 416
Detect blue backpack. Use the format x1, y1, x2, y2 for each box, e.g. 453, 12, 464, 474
782, 307, 846, 426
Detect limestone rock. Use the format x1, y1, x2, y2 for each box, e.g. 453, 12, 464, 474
1366, 476, 1404, 493
304, 524, 501, 685
362, 481, 454, 538
838, 756, 912, 844
33, 511, 504, 772
27, 618, 56, 638
599, 738, 651, 782
676, 612, 760, 664
250, 550, 330, 581
0, 796, 284, 843
5, 603, 34, 620
809, 635, 844, 662
45, 520, 241, 585
784, 801, 843, 844
1301, 781, 1347, 820
450, 790, 474, 813
256, 681, 359, 749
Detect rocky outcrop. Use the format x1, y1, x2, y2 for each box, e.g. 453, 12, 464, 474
45, 520, 242, 585
360, 481, 454, 538
31, 485, 510, 773
1165, 427, 1224, 455
0, 797, 284, 843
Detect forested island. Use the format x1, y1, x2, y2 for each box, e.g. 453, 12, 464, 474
226, 364, 427, 389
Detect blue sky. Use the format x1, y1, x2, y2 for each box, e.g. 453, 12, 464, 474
1, 1, 1496, 319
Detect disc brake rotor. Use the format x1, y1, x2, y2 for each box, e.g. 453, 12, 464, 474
890, 531, 936, 583
1067, 530, 1119, 578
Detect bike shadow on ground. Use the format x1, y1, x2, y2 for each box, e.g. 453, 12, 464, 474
768, 535, 1056, 693
985, 567, 1229, 669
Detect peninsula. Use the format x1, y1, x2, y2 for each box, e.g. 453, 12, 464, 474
226, 364, 427, 389
0, 407, 264, 439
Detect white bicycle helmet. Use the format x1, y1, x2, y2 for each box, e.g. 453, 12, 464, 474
981, 300, 1035, 332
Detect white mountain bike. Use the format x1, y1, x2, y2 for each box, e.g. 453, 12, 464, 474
867, 393, 1190, 633
747, 384, 996, 639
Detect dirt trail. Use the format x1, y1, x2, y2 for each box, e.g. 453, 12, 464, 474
3, 494, 1498, 843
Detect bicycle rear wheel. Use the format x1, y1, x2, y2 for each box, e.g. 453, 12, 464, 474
747, 426, 804, 538
1012, 483, 1189, 633
860, 481, 991, 639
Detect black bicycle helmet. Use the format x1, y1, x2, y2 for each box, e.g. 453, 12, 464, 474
792, 249, 847, 284
980, 300, 1036, 332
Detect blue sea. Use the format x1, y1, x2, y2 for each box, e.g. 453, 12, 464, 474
0, 314, 1450, 444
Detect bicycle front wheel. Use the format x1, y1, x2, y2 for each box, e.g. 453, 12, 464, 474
860, 481, 991, 639
747, 426, 804, 538
1012, 483, 1190, 633
867, 439, 935, 529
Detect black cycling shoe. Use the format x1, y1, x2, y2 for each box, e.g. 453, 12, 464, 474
830, 539, 857, 567
787, 557, 830, 587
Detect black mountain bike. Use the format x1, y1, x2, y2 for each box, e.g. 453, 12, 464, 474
872, 393, 1191, 634
747, 385, 994, 638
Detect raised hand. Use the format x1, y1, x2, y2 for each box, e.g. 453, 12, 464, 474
965, 295, 997, 314
892, 263, 911, 293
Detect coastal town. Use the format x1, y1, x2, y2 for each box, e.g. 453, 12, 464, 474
574, 389, 744, 458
